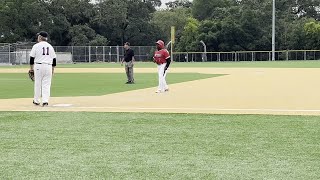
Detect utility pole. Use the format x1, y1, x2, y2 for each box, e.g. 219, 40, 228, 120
272, 0, 276, 61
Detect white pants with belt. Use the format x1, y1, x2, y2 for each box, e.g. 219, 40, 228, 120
157, 63, 168, 92
34, 64, 52, 103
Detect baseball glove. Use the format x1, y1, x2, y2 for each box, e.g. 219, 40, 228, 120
28, 69, 34, 81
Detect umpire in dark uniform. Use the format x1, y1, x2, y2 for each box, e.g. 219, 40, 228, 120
121, 42, 135, 84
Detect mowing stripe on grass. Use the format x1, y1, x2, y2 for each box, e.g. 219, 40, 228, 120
65, 107, 320, 112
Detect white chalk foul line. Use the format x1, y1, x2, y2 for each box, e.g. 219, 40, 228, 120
56, 106, 320, 112
52, 104, 73, 107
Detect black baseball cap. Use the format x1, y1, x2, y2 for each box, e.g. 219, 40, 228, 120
37, 31, 48, 38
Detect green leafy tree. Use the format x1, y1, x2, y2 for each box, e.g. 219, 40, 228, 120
69, 24, 96, 45
304, 20, 320, 49
0, 0, 44, 42
124, 0, 159, 45
176, 17, 200, 51
284, 18, 308, 50
192, 0, 235, 20
152, 8, 191, 43
91, 0, 127, 45
165, 0, 192, 9
91, 0, 160, 45
42, 0, 95, 45
89, 34, 109, 46
196, 20, 220, 51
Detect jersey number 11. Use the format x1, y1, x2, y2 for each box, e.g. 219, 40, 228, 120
42, 47, 49, 55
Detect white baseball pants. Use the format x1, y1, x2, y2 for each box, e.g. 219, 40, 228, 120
34, 64, 52, 103
157, 63, 168, 92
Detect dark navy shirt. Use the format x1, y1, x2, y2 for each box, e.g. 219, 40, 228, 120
124, 49, 134, 62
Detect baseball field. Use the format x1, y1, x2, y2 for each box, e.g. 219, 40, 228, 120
0, 61, 320, 179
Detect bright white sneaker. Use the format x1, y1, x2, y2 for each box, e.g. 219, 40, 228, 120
155, 90, 162, 93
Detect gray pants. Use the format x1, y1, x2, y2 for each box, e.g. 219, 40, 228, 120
125, 61, 134, 82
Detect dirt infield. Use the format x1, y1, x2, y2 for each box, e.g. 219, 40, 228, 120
1, 67, 320, 115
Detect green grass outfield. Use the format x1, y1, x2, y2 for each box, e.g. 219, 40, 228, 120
3, 60, 320, 68
0, 112, 319, 179
0, 73, 221, 99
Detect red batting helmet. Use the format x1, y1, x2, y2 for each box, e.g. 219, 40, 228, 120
156, 40, 165, 49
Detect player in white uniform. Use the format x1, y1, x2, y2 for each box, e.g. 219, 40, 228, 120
29, 31, 57, 106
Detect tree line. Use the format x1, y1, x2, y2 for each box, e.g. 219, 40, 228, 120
1, 0, 320, 52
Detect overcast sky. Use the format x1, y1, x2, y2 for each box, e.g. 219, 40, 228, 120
160, 0, 171, 8
161, 0, 171, 6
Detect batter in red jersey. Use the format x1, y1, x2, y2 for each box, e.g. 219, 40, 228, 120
153, 40, 171, 93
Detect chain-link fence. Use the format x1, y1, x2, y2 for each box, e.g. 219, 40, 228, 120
54, 46, 155, 63
173, 50, 320, 62
0, 44, 155, 65
2, 43, 320, 65
0, 43, 11, 64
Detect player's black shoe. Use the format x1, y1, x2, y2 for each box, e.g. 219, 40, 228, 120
42, 102, 48, 107
33, 101, 40, 106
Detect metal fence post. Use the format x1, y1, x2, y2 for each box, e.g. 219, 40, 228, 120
304, 51, 307, 60
252, 52, 254, 61
89, 46, 91, 63
139, 46, 141, 61
286, 50, 289, 60
24, 48, 27, 65
95, 46, 98, 62
186, 53, 188, 62
269, 52, 271, 61
71, 46, 73, 62
8, 45, 11, 64
103, 46, 105, 62
14, 49, 17, 65
116, 45, 120, 63
109, 47, 112, 62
